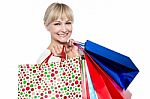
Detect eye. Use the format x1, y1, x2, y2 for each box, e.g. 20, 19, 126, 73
54, 23, 61, 25
66, 22, 72, 25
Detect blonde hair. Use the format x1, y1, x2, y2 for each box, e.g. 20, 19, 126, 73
43, 3, 74, 26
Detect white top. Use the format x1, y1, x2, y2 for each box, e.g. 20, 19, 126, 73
37, 49, 61, 64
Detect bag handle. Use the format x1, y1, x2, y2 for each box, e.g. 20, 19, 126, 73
39, 46, 66, 68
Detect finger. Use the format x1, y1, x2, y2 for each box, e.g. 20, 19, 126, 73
51, 47, 57, 56
68, 39, 74, 47
72, 45, 79, 52
54, 45, 62, 56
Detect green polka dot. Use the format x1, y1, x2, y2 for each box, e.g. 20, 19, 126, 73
63, 76, 66, 79
51, 86, 53, 89
20, 92, 23, 95
34, 96, 37, 98
75, 88, 77, 91
64, 87, 67, 90
70, 87, 72, 90
23, 80, 26, 84
78, 88, 81, 91
32, 66, 35, 69
60, 88, 63, 91
78, 77, 81, 80
72, 75, 75, 78
61, 68, 63, 71
30, 84, 33, 87
47, 75, 50, 78
51, 97, 55, 99
66, 92, 69, 95
50, 64, 53, 66
25, 94, 28, 97
44, 71, 47, 75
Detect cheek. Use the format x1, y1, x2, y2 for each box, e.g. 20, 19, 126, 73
49, 27, 60, 34
68, 25, 73, 32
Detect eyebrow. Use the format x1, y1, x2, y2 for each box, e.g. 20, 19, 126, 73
53, 20, 72, 23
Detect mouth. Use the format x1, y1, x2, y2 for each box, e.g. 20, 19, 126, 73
57, 33, 68, 38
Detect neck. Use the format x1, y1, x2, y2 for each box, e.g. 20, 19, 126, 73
47, 39, 67, 50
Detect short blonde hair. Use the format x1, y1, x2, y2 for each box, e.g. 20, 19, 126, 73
43, 3, 74, 26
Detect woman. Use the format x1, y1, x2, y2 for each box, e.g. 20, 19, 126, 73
37, 3, 80, 64
38, 2, 132, 99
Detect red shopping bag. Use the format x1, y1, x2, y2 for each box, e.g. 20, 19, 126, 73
18, 47, 83, 99
84, 52, 124, 99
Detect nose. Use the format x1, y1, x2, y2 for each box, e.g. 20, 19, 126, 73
61, 24, 67, 32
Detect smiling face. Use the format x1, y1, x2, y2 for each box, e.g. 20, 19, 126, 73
44, 3, 74, 44
46, 18, 72, 44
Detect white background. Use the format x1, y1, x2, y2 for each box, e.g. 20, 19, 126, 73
0, 0, 149, 98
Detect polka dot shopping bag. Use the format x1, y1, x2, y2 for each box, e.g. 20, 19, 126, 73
18, 52, 83, 99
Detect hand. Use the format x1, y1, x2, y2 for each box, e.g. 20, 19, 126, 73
50, 44, 63, 57
66, 39, 80, 59
122, 90, 132, 99
48, 39, 80, 59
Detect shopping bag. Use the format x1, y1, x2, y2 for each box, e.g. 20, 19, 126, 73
84, 52, 124, 99
18, 53, 82, 98
84, 40, 139, 89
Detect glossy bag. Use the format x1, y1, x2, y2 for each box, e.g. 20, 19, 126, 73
84, 40, 139, 89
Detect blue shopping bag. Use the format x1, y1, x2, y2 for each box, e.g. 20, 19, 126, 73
83, 40, 139, 89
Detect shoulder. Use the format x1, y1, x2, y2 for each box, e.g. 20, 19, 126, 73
37, 49, 61, 64
37, 49, 51, 64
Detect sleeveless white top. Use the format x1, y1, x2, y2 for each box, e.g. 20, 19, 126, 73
37, 49, 61, 64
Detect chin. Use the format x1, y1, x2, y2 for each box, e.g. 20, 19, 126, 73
57, 39, 69, 44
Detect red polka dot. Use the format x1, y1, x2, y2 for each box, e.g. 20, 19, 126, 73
38, 86, 41, 89
44, 95, 48, 98
65, 82, 69, 86
33, 70, 36, 73
52, 69, 54, 72
40, 93, 43, 96
64, 96, 67, 99
71, 83, 74, 86
22, 88, 25, 92
62, 72, 66, 75
48, 90, 51, 94
40, 74, 44, 77
28, 91, 31, 94
26, 87, 30, 90
40, 97, 43, 99
50, 80, 53, 82
31, 88, 34, 91
39, 78, 42, 81
55, 71, 58, 74
75, 80, 78, 84
51, 73, 55, 77
75, 76, 78, 79
44, 88, 47, 91
56, 94, 59, 98
76, 94, 78, 97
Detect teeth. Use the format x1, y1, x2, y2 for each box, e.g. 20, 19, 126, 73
58, 33, 67, 37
